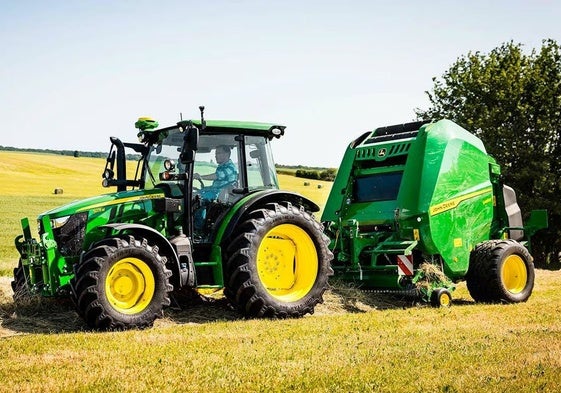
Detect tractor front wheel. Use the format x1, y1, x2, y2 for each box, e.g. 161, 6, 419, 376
466, 240, 534, 303
224, 202, 333, 318
70, 235, 173, 330
11, 260, 32, 303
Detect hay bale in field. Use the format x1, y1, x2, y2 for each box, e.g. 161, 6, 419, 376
53, 188, 63, 195
317, 184, 323, 189
303, 182, 310, 186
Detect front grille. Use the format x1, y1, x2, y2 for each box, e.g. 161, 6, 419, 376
53, 213, 88, 256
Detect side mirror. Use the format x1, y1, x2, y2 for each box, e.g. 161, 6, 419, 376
187, 126, 199, 150
102, 149, 116, 187
105, 150, 115, 174
180, 125, 199, 164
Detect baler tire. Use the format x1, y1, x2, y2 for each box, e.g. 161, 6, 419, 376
466, 239, 534, 303
224, 202, 333, 318
466, 241, 497, 302
430, 288, 452, 308
70, 235, 173, 330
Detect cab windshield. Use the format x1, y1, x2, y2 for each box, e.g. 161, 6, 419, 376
144, 128, 279, 196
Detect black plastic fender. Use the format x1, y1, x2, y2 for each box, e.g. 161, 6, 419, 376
96, 223, 192, 289
213, 189, 321, 245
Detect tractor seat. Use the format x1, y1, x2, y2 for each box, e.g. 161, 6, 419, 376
217, 182, 242, 204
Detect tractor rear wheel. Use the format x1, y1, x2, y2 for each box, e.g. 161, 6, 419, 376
70, 235, 173, 330
224, 202, 333, 318
466, 239, 534, 303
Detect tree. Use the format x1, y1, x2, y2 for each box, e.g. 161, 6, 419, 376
416, 39, 561, 267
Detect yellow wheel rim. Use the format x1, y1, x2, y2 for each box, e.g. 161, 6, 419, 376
501, 254, 527, 294
105, 258, 155, 314
440, 292, 452, 307
257, 224, 318, 302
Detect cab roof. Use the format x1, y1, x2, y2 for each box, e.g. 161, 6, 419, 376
178, 119, 285, 137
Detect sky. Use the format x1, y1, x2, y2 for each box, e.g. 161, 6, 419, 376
1, 0, 560, 168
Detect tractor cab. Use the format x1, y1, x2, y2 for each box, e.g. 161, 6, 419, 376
143, 120, 284, 242
102, 109, 286, 244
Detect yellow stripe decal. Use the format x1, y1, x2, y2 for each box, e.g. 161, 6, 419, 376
429, 187, 493, 216
78, 193, 164, 212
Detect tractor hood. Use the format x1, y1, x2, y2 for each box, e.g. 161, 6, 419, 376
38, 188, 165, 220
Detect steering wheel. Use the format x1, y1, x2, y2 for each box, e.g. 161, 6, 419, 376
194, 177, 205, 190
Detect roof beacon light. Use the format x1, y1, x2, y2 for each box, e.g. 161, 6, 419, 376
135, 117, 159, 131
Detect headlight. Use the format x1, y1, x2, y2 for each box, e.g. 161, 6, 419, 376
51, 213, 88, 257
164, 159, 176, 171
51, 216, 71, 229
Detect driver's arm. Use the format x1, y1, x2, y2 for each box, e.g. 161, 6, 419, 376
194, 172, 217, 181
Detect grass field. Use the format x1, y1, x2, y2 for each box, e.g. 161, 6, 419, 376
0, 272, 559, 392
1, 151, 560, 392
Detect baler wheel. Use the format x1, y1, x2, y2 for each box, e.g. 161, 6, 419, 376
70, 235, 173, 330
223, 202, 333, 318
430, 288, 452, 307
466, 240, 534, 303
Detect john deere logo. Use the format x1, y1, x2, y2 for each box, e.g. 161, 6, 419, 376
377, 148, 387, 157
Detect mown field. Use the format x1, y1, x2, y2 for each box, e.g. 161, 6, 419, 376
0, 151, 560, 392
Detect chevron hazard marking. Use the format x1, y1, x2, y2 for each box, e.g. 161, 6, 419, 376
397, 255, 414, 276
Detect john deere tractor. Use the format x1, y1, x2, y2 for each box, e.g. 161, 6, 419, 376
13, 107, 332, 330
322, 119, 548, 306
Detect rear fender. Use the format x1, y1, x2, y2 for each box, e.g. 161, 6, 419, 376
213, 190, 321, 246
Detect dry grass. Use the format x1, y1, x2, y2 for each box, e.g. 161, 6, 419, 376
1, 271, 560, 392
0, 276, 383, 338
414, 262, 453, 292
0, 270, 555, 336
0, 151, 108, 197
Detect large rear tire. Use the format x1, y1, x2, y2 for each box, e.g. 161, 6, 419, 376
224, 202, 333, 318
466, 239, 534, 303
70, 235, 173, 330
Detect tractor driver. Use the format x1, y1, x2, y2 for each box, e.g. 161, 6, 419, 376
194, 145, 238, 200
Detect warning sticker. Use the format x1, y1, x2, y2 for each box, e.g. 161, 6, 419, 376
397, 255, 414, 276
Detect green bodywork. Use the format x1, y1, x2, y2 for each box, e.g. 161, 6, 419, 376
322, 119, 547, 297
15, 118, 318, 297
16, 189, 168, 295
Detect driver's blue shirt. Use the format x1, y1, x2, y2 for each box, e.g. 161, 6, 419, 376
201, 159, 238, 200
212, 159, 238, 189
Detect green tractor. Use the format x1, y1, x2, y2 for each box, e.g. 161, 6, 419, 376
13, 107, 333, 330
322, 119, 548, 306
